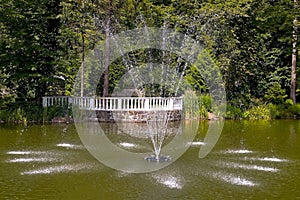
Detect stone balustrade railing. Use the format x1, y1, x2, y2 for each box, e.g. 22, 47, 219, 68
42, 96, 183, 111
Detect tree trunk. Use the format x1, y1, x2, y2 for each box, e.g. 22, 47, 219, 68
80, 32, 85, 97
291, 0, 298, 103
103, 0, 112, 97
80, 0, 85, 97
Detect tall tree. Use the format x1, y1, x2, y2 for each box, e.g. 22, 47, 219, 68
80, 0, 85, 97
0, 0, 62, 101
291, 0, 298, 103
103, 0, 112, 97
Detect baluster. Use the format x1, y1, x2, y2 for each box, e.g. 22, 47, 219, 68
108, 98, 111, 110
131, 98, 133, 109
90, 98, 93, 110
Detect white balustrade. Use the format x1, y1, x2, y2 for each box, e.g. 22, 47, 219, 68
43, 96, 183, 111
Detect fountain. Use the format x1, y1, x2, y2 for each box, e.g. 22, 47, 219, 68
71, 23, 226, 173
145, 111, 172, 162
111, 64, 183, 163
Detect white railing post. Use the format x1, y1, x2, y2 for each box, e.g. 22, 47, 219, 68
145, 98, 149, 110
169, 98, 173, 110
89, 98, 94, 110
117, 98, 120, 110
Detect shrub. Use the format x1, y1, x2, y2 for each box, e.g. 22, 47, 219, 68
225, 105, 242, 119
287, 104, 300, 118
183, 90, 199, 119
264, 83, 287, 104
267, 103, 284, 119
243, 105, 271, 120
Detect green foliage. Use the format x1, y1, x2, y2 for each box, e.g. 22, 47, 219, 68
183, 90, 199, 119
287, 104, 300, 117
44, 105, 71, 122
225, 105, 243, 119
243, 106, 271, 120
0, 0, 299, 121
264, 83, 288, 104
267, 103, 284, 119
198, 94, 212, 119
183, 93, 213, 119
0, 101, 43, 123
199, 94, 212, 112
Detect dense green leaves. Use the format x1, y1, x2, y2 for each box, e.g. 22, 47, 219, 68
0, 0, 299, 118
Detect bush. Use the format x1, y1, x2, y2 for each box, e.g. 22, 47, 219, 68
267, 103, 284, 119
287, 104, 300, 118
264, 83, 287, 104
183, 92, 213, 119
183, 90, 199, 119
198, 94, 212, 119
225, 105, 242, 119
243, 105, 271, 120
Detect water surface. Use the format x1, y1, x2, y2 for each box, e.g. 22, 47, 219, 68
0, 120, 300, 199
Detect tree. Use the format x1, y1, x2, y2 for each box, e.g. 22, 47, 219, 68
0, 0, 62, 102
291, 0, 298, 103
103, 0, 112, 97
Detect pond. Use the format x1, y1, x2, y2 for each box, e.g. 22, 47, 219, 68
0, 120, 300, 199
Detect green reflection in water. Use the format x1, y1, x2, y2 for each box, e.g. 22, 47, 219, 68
0, 120, 299, 199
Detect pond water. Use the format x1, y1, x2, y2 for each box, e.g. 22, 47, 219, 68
0, 120, 300, 199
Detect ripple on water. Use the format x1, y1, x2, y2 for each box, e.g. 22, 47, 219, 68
254, 157, 289, 163
222, 149, 254, 154
6, 158, 56, 163
56, 143, 84, 149
119, 142, 136, 148
218, 161, 279, 172
211, 172, 258, 187
7, 151, 45, 155
152, 174, 184, 189
20, 163, 96, 175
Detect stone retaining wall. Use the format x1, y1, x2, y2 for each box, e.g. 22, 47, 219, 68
96, 110, 182, 123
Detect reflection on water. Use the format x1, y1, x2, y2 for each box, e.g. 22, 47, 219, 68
222, 149, 254, 154
245, 157, 289, 163
7, 151, 47, 155
187, 141, 206, 146
7, 158, 56, 163
21, 163, 97, 175
0, 120, 300, 199
57, 143, 84, 149
119, 142, 136, 148
211, 172, 258, 187
216, 161, 279, 172
152, 174, 184, 189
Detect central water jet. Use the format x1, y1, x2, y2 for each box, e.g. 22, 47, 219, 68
145, 110, 172, 162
